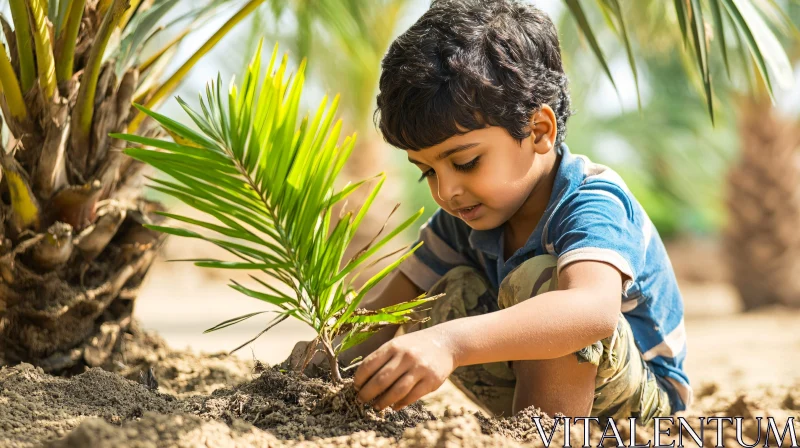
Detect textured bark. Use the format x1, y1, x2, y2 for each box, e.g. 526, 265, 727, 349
0, 2, 166, 372
724, 95, 800, 310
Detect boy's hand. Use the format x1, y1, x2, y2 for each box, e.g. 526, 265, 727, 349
353, 329, 456, 411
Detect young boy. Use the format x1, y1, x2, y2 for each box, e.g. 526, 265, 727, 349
291, 0, 692, 423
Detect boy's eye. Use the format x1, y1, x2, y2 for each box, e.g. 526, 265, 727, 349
417, 156, 481, 183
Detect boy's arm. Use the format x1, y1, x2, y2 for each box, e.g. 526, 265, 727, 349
437, 259, 621, 365
353, 259, 622, 411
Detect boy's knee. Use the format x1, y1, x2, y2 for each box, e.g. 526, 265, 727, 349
399, 265, 494, 335
430, 265, 493, 300
498, 254, 558, 309
439, 265, 485, 283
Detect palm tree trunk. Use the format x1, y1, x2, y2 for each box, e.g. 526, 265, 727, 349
0, 0, 262, 373
0, 6, 166, 371
723, 95, 800, 310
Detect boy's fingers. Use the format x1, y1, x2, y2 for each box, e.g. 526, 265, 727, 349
353, 346, 393, 389
390, 380, 432, 411
373, 373, 418, 411
357, 355, 408, 404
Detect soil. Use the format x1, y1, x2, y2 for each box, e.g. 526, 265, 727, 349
3, 325, 800, 448
101, 322, 254, 398
0, 327, 479, 447
3, 236, 800, 447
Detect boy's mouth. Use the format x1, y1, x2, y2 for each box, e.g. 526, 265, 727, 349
456, 204, 482, 221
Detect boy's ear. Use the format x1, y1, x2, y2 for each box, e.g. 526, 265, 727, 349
529, 105, 558, 155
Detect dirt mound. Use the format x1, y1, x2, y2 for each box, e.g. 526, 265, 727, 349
0, 364, 178, 447
0, 325, 254, 448
48, 414, 501, 448
0, 360, 437, 447
105, 322, 254, 397
46, 412, 274, 448
186, 364, 437, 440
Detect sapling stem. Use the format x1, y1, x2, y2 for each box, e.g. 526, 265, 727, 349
322, 336, 342, 383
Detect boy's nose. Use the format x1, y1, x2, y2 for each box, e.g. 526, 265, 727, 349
436, 175, 463, 203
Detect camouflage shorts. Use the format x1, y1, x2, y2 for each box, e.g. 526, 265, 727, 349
400, 254, 672, 425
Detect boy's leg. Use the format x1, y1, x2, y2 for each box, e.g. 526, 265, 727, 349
510, 353, 597, 417
498, 254, 673, 424
497, 254, 597, 416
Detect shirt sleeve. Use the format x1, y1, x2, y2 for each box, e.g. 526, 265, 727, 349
548, 181, 647, 293
397, 207, 481, 292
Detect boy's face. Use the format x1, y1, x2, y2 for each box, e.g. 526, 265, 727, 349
406, 106, 559, 231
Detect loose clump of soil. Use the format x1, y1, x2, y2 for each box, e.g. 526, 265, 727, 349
475, 406, 578, 445
401, 412, 522, 448
186, 363, 437, 440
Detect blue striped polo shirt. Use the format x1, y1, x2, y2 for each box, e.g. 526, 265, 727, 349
397, 143, 692, 412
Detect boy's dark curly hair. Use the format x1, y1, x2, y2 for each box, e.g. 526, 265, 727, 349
375, 0, 573, 151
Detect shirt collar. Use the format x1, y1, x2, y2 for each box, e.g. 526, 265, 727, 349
467, 143, 582, 257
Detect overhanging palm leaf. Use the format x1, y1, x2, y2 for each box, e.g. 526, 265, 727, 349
116, 42, 441, 382
568, 0, 796, 122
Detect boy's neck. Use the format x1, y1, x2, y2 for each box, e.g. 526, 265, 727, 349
503, 152, 561, 255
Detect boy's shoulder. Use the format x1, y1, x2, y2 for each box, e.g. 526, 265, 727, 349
543, 145, 669, 288
545, 145, 648, 237
554, 146, 637, 212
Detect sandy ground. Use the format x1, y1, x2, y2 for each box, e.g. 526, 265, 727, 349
4, 234, 800, 447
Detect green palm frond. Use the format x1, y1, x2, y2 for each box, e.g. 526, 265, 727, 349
54, 0, 87, 83
113, 0, 182, 75
115, 42, 439, 382
0, 39, 27, 118
112, 0, 232, 75
71, 0, 128, 153
567, 0, 795, 121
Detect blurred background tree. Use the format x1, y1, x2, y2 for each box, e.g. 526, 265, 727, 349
722, 2, 800, 309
